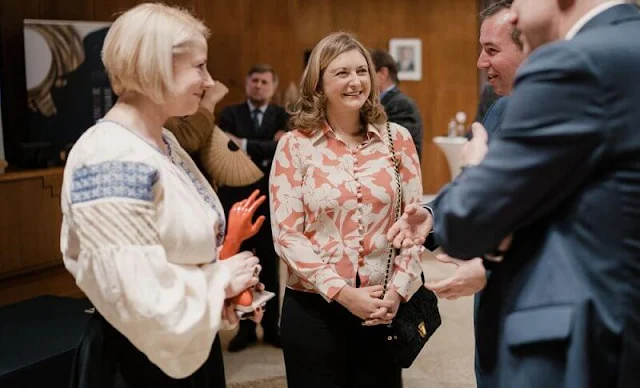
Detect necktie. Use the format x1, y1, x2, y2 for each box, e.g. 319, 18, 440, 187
252, 108, 262, 132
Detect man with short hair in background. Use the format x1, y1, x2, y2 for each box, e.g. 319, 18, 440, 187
218, 64, 289, 352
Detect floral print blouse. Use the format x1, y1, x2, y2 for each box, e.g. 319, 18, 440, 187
269, 121, 425, 302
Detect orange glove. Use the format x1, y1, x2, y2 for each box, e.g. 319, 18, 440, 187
219, 189, 266, 306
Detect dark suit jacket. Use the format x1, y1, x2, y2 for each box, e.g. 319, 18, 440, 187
216, 101, 288, 220
218, 102, 289, 175
474, 84, 501, 123
381, 87, 424, 160
481, 97, 508, 139
430, 5, 640, 387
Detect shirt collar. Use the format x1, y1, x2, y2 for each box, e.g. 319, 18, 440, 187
380, 84, 397, 100
310, 121, 385, 145
565, 1, 626, 39
247, 100, 268, 114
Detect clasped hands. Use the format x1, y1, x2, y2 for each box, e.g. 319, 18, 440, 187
335, 285, 403, 327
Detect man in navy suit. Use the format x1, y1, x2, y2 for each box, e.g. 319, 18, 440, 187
425, 0, 527, 302
218, 64, 288, 352
389, 1, 640, 386
425, 2, 525, 387
427, 0, 526, 303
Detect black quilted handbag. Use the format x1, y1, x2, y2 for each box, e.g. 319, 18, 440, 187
383, 122, 442, 368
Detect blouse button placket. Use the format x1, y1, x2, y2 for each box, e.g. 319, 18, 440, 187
353, 154, 365, 267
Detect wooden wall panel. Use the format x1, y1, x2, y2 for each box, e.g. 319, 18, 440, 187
0, 168, 64, 278
0, 266, 83, 306
199, 0, 251, 105
38, 0, 94, 20
0, 168, 82, 307
199, 0, 480, 193
2, 0, 479, 193
93, 0, 141, 20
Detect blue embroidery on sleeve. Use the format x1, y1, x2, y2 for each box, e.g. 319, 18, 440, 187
71, 161, 158, 203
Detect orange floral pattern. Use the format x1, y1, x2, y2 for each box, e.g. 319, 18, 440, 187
269, 122, 424, 302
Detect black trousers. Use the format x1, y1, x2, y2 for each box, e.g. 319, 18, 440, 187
218, 180, 280, 337
280, 288, 402, 388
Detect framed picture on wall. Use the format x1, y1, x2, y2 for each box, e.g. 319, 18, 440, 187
389, 38, 422, 81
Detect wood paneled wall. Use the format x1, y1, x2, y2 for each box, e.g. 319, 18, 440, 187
0, 168, 85, 306
1, 0, 479, 194
0, 168, 63, 277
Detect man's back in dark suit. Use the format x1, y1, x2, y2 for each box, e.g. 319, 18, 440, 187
474, 84, 501, 124
370, 50, 424, 160
431, 3, 640, 387
381, 87, 423, 160
481, 96, 508, 138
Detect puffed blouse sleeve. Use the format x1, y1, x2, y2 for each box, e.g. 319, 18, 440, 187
269, 132, 348, 301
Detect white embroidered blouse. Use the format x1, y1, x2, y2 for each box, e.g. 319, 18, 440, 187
60, 121, 230, 378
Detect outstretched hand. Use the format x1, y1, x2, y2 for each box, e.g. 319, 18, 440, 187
386, 204, 433, 249
426, 255, 486, 300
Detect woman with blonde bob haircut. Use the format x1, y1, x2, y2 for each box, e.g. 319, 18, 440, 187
61, 3, 261, 387
102, 3, 209, 106
270, 32, 425, 387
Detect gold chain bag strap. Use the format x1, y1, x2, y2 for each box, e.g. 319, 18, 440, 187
381, 122, 442, 369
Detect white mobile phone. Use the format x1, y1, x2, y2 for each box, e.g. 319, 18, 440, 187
235, 290, 276, 319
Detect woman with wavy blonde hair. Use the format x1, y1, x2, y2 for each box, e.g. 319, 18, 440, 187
270, 32, 425, 387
